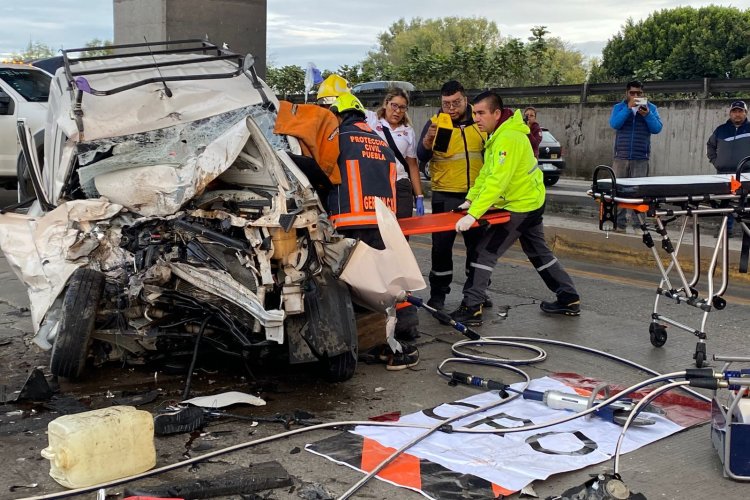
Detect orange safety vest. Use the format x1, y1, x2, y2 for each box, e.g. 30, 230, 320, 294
328, 117, 397, 229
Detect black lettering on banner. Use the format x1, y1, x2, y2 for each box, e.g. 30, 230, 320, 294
422, 402, 479, 421
525, 430, 597, 456
464, 412, 533, 431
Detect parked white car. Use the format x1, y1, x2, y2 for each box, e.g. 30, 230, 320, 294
0, 40, 423, 382
0, 62, 50, 190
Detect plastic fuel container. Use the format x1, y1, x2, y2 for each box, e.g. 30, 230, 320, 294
41, 405, 156, 488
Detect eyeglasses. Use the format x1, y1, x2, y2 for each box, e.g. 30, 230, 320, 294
388, 102, 408, 112
628, 90, 644, 96
441, 98, 464, 110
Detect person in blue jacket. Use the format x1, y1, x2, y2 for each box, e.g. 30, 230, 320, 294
707, 100, 750, 237
609, 80, 663, 231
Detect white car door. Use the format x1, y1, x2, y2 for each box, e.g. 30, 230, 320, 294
0, 83, 18, 177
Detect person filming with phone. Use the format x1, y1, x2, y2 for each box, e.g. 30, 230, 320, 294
609, 80, 663, 232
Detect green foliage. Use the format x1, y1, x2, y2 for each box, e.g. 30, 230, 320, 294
360, 19, 587, 89
80, 39, 113, 58
265, 17, 590, 96
598, 6, 750, 80
12, 40, 54, 61
265, 65, 306, 96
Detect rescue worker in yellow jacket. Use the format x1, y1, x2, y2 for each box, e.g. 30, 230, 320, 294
416, 80, 487, 311
449, 91, 580, 326
328, 93, 420, 370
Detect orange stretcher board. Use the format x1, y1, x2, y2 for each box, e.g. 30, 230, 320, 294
398, 210, 510, 236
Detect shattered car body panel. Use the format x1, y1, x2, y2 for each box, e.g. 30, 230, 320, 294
0, 41, 424, 381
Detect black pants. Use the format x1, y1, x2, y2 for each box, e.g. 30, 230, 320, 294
428, 191, 483, 300
462, 205, 579, 307
395, 178, 414, 219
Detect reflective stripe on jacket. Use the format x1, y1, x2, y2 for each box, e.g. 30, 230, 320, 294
467, 109, 544, 216
328, 117, 397, 230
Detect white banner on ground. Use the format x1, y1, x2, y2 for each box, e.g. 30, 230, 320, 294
351, 377, 684, 493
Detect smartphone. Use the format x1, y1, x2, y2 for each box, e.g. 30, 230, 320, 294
634, 97, 648, 107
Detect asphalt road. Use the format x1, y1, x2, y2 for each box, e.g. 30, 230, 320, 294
1, 193, 750, 499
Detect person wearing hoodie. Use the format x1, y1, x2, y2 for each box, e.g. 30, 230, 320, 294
450, 91, 580, 326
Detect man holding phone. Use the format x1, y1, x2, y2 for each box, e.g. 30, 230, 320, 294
609, 80, 663, 232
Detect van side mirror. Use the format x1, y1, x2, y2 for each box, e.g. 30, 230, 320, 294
0, 91, 15, 116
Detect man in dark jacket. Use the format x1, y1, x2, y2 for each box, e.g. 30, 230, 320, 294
416, 80, 487, 311
328, 92, 419, 370
706, 100, 750, 236
609, 80, 663, 231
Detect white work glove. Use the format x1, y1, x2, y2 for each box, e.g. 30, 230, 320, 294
455, 214, 476, 232
457, 200, 471, 211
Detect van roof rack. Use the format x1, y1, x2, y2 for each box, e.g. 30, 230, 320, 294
60, 39, 244, 97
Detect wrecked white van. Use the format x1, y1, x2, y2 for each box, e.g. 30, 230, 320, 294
0, 40, 423, 382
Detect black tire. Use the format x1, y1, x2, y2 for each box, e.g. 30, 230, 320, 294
543, 175, 559, 186
302, 268, 358, 382
649, 323, 668, 347
694, 350, 705, 368
324, 350, 358, 383
49, 268, 105, 379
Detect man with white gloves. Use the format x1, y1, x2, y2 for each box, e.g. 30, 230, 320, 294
449, 91, 580, 326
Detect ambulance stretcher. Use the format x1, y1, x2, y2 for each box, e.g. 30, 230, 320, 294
398, 210, 510, 236
588, 162, 750, 367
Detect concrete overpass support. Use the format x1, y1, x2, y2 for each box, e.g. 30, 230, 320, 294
113, 0, 266, 77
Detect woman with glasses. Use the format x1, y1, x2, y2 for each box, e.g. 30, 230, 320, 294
365, 88, 425, 220
363, 88, 424, 343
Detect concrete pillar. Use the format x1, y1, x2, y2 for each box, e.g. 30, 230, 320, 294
113, 0, 266, 77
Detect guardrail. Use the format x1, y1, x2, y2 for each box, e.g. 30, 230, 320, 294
282, 77, 750, 105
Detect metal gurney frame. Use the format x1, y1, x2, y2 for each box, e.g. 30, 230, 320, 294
588, 160, 750, 368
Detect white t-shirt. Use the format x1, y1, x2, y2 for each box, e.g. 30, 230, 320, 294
365, 109, 416, 181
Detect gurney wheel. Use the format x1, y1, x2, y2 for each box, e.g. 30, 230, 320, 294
649, 323, 668, 347
694, 342, 707, 368
712, 296, 727, 310
694, 351, 706, 368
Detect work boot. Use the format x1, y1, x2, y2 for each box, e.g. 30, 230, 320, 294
449, 303, 483, 326
540, 299, 581, 316
426, 295, 445, 311
385, 343, 420, 371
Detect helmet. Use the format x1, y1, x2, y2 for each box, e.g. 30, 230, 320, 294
317, 74, 351, 105
329, 93, 366, 116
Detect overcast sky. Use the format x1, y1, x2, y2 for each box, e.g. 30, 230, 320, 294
3, 1, 749, 69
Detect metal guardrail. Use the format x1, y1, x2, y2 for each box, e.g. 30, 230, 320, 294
283, 77, 750, 105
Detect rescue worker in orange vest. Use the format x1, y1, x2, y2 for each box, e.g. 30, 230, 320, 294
328, 93, 420, 370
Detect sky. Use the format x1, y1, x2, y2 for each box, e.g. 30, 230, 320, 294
2, 1, 749, 70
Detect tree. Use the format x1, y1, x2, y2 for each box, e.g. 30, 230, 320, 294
596, 6, 750, 81
80, 39, 113, 58
265, 65, 306, 96
362, 18, 588, 89
12, 40, 54, 61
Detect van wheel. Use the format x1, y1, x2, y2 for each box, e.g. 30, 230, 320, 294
49, 269, 105, 379
324, 350, 357, 383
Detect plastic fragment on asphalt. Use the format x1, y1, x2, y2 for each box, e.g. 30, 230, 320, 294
182, 391, 266, 408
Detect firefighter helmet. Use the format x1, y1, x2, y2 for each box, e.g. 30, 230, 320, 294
317, 74, 351, 105
329, 93, 366, 116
